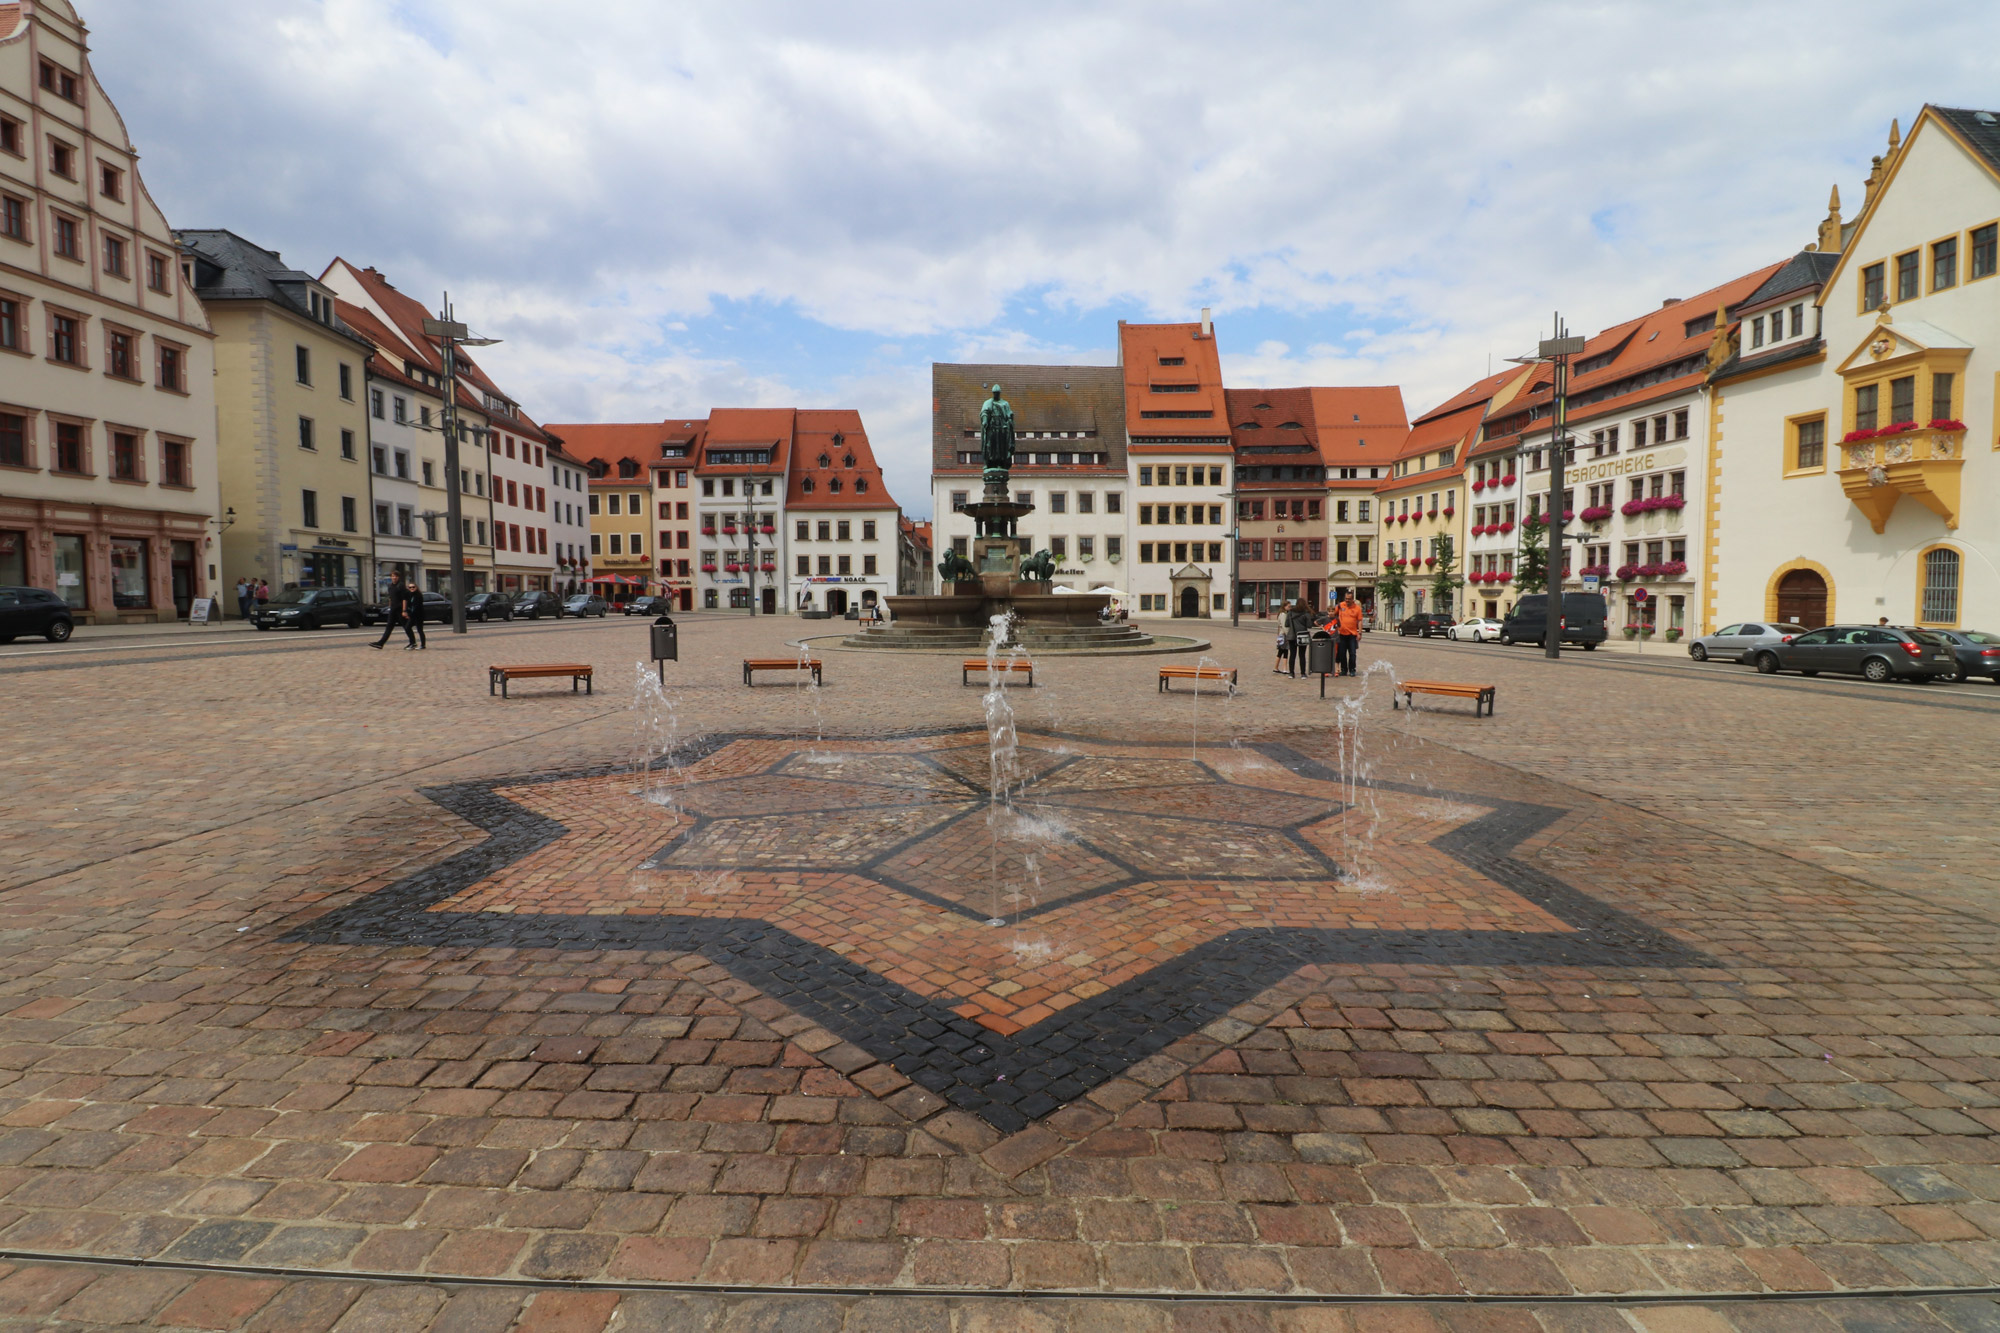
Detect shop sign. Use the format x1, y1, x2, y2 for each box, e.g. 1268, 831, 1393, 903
806, 576, 874, 584
189, 598, 214, 624
1566, 446, 1686, 486
279, 543, 299, 552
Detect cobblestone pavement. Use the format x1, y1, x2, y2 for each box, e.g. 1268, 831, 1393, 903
2, 614, 1999, 1324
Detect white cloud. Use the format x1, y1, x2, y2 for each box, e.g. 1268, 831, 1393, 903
83, 0, 2000, 514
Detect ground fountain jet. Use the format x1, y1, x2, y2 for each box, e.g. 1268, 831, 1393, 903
845, 384, 1157, 654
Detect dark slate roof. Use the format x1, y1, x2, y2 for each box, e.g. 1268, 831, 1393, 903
1711, 336, 1826, 385
1933, 106, 2000, 177
1734, 250, 1839, 313
931, 364, 1126, 472
176, 229, 366, 346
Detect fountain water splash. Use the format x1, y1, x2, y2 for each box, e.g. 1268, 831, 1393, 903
981, 612, 1030, 927
795, 640, 826, 751
1325, 657, 1403, 887
631, 661, 683, 809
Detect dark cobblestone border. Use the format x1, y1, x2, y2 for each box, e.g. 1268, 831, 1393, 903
287, 729, 1709, 1132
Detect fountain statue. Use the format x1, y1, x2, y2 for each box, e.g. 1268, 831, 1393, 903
851, 383, 1159, 653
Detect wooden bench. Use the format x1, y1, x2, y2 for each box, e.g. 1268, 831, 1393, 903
489, 663, 594, 698
1392, 679, 1496, 717
743, 657, 823, 686
963, 657, 1034, 687
1158, 664, 1238, 695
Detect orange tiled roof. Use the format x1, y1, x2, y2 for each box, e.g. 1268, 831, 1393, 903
1310, 386, 1407, 467
702, 408, 794, 477
545, 422, 680, 468
788, 409, 897, 510
1120, 321, 1230, 442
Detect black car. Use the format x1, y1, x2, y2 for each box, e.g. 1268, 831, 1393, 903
623, 595, 673, 617
465, 592, 515, 622
563, 594, 610, 618
1397, 612, 1456, 637
0, 586, 75, 642
511, 590, 565, 620
1753, 625, 1956, 682
1920, 628, 2000, 683
1499, 592, 1609, 648
254, 587, 365, 630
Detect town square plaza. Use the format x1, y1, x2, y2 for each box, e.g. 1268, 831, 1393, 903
0, 615, 1998, 1331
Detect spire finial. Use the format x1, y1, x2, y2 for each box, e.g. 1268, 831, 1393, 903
1889, 117, 1902, 154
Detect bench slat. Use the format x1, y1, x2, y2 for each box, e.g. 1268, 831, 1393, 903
489, 664, 594, 699
1158, 664, 1237, 694
743, 658, 824, 687
1392, 680, 1496, 717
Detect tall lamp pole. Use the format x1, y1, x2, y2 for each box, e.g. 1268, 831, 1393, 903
1511, 315, 1587, 661
423, 296, 501, 635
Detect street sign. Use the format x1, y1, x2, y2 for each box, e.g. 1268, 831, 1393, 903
1581, 575, 1600, 593
1539, 335, 1587, 357
422, 318, 469, 339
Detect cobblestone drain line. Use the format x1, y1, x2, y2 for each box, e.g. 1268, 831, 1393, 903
4, 1248, 2000, 1308
1391, 637, 2000, 715
285, 728, 1707, 1134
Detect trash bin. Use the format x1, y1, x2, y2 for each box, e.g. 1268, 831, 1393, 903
650, 615, 677, 682
1307, 629, 1337, 676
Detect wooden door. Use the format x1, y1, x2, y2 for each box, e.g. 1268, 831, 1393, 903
1775, 570, 1827, 628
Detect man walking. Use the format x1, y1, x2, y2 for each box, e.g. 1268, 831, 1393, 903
373, 572, 416, 650
235, 578, 253, 623
409, 583, 428, 649
1334, 591, 1364, 677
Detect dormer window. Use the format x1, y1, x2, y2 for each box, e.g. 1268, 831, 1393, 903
99, 163, 123, 201
843, 453, 855, 468
856, 478, 868, 493
818, 453, 831, 468
1158, 356, 1184, 365
802, 477, 815, 494
829, 478, 843, 494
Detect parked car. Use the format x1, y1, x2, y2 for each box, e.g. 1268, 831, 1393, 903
1498, 592, 1609, 648
1922, 628, 2000, 683
511, 590, 565, 620
1687, 621, 1811, 663
622, 595, 673, 617
0, 586, 75, 642
1398, 612, 1456, 638
563, 594, 609, 618
1752, 625, 1956, 682
1448, 617, 1504, 643
254, 587, 365, 630
414, 591, 455, 623
465, 591, 515, 622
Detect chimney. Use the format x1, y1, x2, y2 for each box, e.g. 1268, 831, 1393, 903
1200, 307, 1212, 338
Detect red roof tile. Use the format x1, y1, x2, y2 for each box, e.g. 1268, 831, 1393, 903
788, 409, 897, 510
1120, 321, 1231, 443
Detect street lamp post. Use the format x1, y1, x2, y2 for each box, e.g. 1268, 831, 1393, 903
422, 296, 501, 636
1511, 316, 1587, 661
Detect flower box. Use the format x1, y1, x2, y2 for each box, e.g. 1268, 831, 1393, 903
760, 525, 776, 535
1500, 474, 1517, 487
1443, 508, 1455, 517
1424, 556, 1437, 567
1664, 627, 1683, 642
1580, 505, 1613, 523
1929, 418, 1968, 432
1499, 521, 1515, 534
1614, 564, 1639, 581
699, 564, 717, 573
1472, 480, 1487, 493
1427, 510, 1439, 519
1495, 571, 1512, 583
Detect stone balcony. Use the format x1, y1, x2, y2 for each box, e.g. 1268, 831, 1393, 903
1837, 426, 1965, 531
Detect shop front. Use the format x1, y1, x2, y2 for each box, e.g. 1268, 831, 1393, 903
1238, 579, 1321, 617
0, 499, 211, 623
298, 540, 361, 590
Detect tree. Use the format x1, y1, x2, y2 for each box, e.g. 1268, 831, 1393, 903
1428, 534, 1463, 617
1375, 564, 1406, 617
1516, 513, 1550, 595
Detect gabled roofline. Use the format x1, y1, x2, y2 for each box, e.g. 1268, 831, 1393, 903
1821, 106, 2000, 302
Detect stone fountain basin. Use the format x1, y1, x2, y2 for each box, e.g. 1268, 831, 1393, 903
886, 587, 1110, 628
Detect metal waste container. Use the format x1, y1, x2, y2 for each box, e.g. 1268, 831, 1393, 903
650, 615, 677, 682
1307, 629, 1337, 676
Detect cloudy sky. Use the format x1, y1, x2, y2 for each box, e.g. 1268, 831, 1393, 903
88, 0, 2000, 515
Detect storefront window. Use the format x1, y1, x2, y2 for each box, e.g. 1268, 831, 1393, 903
300, 553, 358, 588
0, 530, 24, 586
53, 533, 87, 607
110, 536, 150, 608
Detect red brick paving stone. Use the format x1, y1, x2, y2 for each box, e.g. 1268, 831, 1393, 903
422, 1287, 531, 1333
51, 1266, 192, 1323
319, 1282, 447, 1331
0, 1263, 99, 1316
154, 1274, 287, 1329
241, 1279, 368, 1333
513, 1289, 621, 1333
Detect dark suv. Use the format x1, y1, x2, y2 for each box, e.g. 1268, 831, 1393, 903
1397, 612, 1456, 638
0, 586, 75, 642
510, 590, 564, 620
255, 587, 364, 630
1754, 625, 1957, 682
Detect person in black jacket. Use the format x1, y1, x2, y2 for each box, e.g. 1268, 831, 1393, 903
409, 583, 428, 649
1286, 602, 1312, 677
372, 573, 417, 650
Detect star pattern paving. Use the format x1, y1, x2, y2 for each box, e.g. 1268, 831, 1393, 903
292, 729, 1706, 1130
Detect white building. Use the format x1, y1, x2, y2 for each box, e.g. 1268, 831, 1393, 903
1711, 108, 2000, 634
480, 403, 557, 594
695, 408, 790, 613
0, 0, 219, 621
787, 410, 899, 616
546, 443, 592, 596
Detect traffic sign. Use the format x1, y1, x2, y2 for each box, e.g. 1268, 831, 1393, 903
1581, 574, 1600, 593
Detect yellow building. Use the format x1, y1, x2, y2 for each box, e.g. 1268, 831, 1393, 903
1375, 376, 1504, 621
181, 231, 376, 601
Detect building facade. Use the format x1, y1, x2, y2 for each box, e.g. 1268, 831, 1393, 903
1712, 108, 2000, 633
1122, 320, 1229, 617
0, 0, 218, 621
694, 408, 788, 612
545, 442, 591, 596
1376, 379, 1494, 622
179, 231, 376, 601
788, 410, 898, 615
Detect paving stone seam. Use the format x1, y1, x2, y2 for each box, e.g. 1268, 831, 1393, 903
3, 1248, 1999, 1308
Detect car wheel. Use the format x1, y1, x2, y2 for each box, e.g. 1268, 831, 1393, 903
347, 614, 362, 629
1689, 644, 1708, 662
255, 623, 269, 631
1498, 633, 1512, 646
1582, 642, 1596, 650
301, 616, 319, 632
1949, 664, 1968, 683
1862, 657, 1893, 683
44, 620, 72, 643
1756, 653, 1779, 674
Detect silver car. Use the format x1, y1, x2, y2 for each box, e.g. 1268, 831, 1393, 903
1690, 620, 1810, 663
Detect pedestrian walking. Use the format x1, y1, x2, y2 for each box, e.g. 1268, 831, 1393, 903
1334, 591, 1364, 677
1273, 601, 1293, 674
1286, 602, 1312, 677
372, 573, 416, 650
235, 578, 252, 622
409, 584, 428, 649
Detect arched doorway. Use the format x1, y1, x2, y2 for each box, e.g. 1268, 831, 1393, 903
1776, 569, 1828, 627
1178, 586, 1200, 618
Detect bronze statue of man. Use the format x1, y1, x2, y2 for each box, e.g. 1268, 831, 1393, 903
979, 384, 1016, 481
